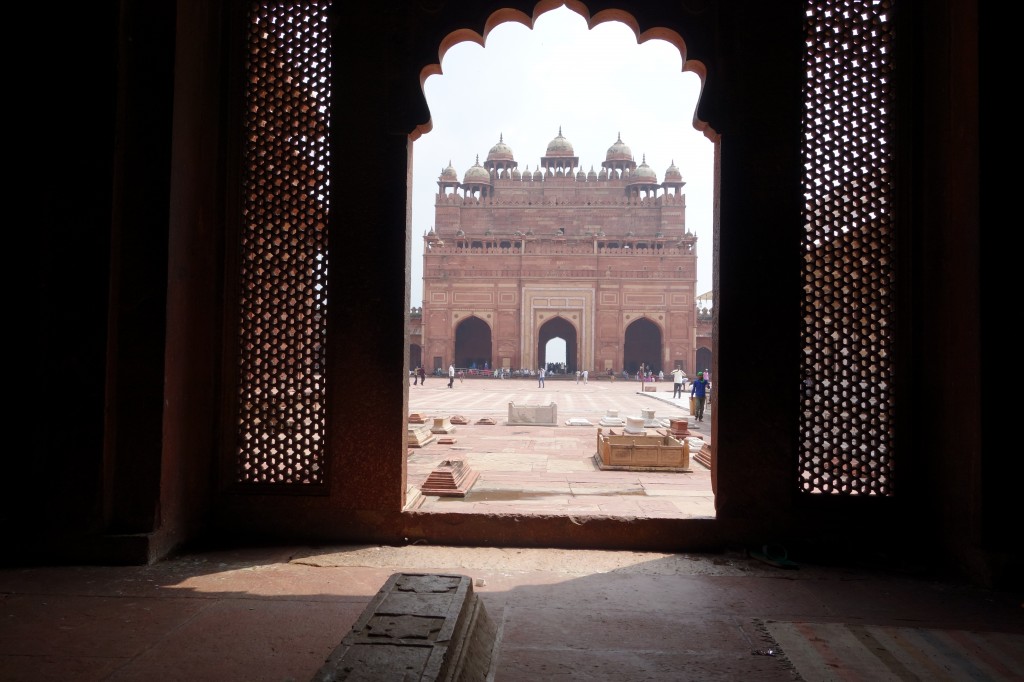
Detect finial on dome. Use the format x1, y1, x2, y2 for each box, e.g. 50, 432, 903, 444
558, 125, 563, 136
499, 133, 503, 142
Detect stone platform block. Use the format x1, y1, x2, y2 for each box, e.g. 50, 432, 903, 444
431, 417, 457, 434
408, 423, 437, 448
420, 459, 479, 497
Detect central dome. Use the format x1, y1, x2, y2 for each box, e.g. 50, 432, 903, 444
605, 133, 632, 162
545, 127, 575, 157
486, 133, 514, 163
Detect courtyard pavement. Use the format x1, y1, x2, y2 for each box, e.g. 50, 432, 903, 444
405, 375, 714, 518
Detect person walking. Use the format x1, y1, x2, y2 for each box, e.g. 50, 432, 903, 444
690, 371, 710, 421
671, 367, 685, 399
417, 366, 426, 385
582, 369, 588, 384
538, 367, 546, 388
448, 363, 455, 389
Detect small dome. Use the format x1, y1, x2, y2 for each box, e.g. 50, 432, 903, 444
486, 133, 514, 163
533, 167, 544, 181
511, 166, 522, 180
463, 155, 491, 184
631, 155, 658, 183
439, 160, 458, 182
545, 126, 574, 157
587, 165, 598, 181
576, 168, 587, 181
664, 160, 682, 182
605, 132, 632, 162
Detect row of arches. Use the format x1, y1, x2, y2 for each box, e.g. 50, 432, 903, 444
411, 315, 708, 375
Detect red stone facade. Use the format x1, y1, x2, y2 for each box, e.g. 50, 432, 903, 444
414, 130, 702, 377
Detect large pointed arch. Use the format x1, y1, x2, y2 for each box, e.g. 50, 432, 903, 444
623, 317, 663, 375
454, 316, 493, 369
537, 316, 578, 372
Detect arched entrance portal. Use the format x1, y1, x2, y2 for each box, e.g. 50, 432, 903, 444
623, 318, 663, 375
454, 316, 492, 369
537, 317, 577, 373
409, 344, 422, 371
696, 347, 712, 379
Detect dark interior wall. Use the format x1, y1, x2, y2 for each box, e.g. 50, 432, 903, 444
25, 4, 119, 545
899, 2, 998, 582
19, 0, 1011, 587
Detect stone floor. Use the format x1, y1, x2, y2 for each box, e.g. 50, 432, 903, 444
7, 379, 1018, 680
405, 376, 714, 517
3, 544, 1021, 681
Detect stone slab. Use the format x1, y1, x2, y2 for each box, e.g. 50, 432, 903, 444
311, 573, 496, 682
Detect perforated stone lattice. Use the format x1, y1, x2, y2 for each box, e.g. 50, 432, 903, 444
235, 1, 331, 485
800, 0, 895, 495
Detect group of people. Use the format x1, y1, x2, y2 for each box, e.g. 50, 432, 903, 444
420, 361, 710, 422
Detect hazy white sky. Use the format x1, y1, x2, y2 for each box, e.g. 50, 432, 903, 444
410, 4, 714, 307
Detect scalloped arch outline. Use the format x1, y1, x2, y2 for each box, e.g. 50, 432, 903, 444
411, 1, 717, 143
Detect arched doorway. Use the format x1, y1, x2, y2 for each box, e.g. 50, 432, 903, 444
537, 316, 577, 373
454, 316, 492, 370
696, 346, 712, 379
623, 317, 663, 375
409, 344, 422, 371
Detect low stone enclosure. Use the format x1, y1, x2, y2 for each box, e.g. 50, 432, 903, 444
594, 427, 692, 472
506, 402, 558, 426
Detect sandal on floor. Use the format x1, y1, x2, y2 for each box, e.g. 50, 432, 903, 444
749, 544, 799, 569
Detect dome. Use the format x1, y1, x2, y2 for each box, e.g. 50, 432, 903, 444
545, 126, 574, 157
630, 155, 658, 183
587, 165, 598, 181
486, 133, 514, 163
462, 155, 491, 184
439, 160, 458, 182
576, 168, 587, 181
605, 133, 632, 162
664, 160, 682, 182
